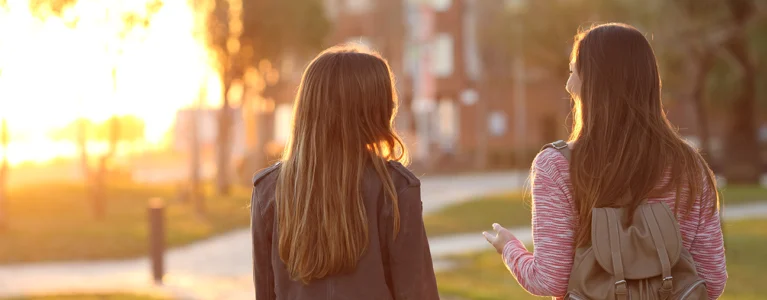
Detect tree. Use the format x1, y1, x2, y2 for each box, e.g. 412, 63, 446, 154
50, 116, 147, 218
650, 0, 732, 164
200, 0, 329, 196
610, 0, 765, 182
30, 0, 161, 219
0, 0, 7, 226
0, 118, 8, 229
499, 0, 766, 182
720, 0, 764, 184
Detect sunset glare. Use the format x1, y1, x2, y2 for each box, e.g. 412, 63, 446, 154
0, 0, 224, 165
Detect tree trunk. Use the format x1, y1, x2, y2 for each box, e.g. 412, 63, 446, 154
689, 51, 715, 163
722, 0, 761, 184
91, 156, 107, 220
77, 118, 90, 182
216, 79, 233, 196
0, 118, 8, 229
0, 159, 7, 230
722, 44, 760, 183
74, 118, 102, 220
91, 116, 120, 220
191, 88, 206, 216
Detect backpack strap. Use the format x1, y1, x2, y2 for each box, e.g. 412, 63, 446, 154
641, 206, 674, 299
606, 209, 628, 300
541, 140, 571, 161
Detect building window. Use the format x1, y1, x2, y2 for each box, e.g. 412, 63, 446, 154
274, 104, 293, 145
345, 0, 372, 14
432, 33, 454, 77
488, 111, 507, 137
433, 0, 452, 11
437, 98, 458, 150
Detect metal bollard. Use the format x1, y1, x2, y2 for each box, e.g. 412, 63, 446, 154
148, 197, 165, 284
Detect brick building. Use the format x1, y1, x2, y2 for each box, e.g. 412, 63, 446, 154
248, 0, 575, 172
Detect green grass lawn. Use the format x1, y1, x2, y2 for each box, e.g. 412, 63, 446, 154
2, 294, 167, 300
424, 192, 531, 237
719, 185, 767, 205
436, 218, 767, 300
0, 182, 252, 264
424, 185, 767, 237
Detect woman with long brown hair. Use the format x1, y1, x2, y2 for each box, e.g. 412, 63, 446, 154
484, 23, 727, 299
251, 45, 439, 299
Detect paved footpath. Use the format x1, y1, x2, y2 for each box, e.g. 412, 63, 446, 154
0, 172, 764, 300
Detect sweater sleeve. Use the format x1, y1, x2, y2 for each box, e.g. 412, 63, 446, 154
502, 149, 575, 297
689, 181, 728, 299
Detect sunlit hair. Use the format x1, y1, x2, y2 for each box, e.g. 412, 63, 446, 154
275, 44, 409, 283
567, 23, 719, 247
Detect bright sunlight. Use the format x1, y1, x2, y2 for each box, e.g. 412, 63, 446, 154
0, 0, 223, 165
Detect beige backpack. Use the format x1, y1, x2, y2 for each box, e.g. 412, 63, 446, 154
544, 141, 708, 300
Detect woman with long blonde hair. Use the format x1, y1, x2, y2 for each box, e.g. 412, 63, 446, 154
251, 45, 439, 300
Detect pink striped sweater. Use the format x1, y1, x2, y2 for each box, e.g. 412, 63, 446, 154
502, 148, 728, 299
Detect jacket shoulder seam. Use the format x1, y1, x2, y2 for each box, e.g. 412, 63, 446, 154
252, 162, 282, 187
388, 161, 420, 188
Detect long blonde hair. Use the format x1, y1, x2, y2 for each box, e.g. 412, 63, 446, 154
275, 45, 408, 283
568, 23, 719, 247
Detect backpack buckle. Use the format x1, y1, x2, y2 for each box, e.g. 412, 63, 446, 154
615, 280, 628, 295
661, 276, 674, 292
551, 140, 568, 150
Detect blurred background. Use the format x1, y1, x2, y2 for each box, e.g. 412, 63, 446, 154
0, 0, 765, 299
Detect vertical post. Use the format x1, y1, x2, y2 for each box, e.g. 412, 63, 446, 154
148, 197, 165, 284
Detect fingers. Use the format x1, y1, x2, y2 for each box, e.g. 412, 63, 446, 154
492, 223, 505, 232
482, 231, 494, 243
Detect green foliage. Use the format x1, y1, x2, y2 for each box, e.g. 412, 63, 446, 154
241, 0, 330, 62
203, 0, 330, 75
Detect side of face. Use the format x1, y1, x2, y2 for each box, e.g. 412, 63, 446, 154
566, 62, 581, 97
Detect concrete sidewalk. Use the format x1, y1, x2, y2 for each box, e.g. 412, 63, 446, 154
3, 201, 766, 299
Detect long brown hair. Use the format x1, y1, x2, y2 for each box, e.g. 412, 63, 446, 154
567, 23, 719, 247
275, 45, 408, 283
